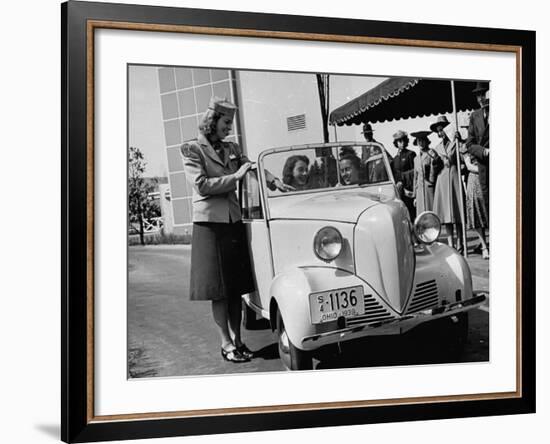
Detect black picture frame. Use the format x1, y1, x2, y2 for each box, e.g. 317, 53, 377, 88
62, 1, 536, 442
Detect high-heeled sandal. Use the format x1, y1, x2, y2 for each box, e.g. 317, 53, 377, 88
235, 344, 254, 359
482, 248, 490, 260
221, 347, 249, 363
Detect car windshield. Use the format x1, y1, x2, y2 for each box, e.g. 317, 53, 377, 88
261, 143, 393, 196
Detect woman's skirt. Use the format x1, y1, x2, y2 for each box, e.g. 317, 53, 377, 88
433, 165, 465, 224
466, 172, 489, 229
415, 183, 435, 214
189, 222, 255, 301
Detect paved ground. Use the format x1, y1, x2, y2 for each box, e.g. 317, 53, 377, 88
128, 243, 489, 378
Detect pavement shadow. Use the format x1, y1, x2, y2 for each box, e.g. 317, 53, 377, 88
244, 318, 271, 331
251, 342, 280, 360
316, 315, 489, 370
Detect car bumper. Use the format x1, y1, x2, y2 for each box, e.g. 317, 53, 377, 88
301, 293, 487, 348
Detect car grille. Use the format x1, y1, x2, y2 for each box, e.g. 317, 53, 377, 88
347, 293, 396, 326
405, 279, 439, 314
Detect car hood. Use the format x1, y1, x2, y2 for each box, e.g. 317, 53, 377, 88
268, 188, 395, 223
354, 202, 415, 313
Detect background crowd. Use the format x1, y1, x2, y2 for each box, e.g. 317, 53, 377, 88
378, 81, 490, 258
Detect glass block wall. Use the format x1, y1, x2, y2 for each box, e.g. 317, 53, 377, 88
157, 66, 242, 234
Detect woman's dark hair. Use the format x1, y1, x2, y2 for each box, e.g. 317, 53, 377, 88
339, 151, 361, 171
393, 135, 410, 149
339, 146, 356, 157
198, 109, 223, 137
282, 155, 310, 186
339, 150, 363, 184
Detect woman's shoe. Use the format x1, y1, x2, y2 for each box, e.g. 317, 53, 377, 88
236, 344, 254, 359
221, 347, 249, 363
482, 247, 490, 260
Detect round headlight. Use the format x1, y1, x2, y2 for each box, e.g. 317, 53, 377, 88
414, 211, 441, 244
314, 226, 343, 261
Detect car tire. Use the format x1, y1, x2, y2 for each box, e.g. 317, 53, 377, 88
277, 310, 313, 371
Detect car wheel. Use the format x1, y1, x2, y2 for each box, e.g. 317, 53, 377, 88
242, 300, 259, 330
277, 310, 313, 371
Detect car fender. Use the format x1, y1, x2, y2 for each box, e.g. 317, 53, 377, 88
269, 267, 372, 350
415, 243, 473, 304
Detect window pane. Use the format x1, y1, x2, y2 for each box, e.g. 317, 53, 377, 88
164, 119, 181, 146
158, 68, 176, 93
169, 172, 189, 199
177, 89, 196, 117
195, 84, 213, 114
175, 68, 193, 89
213, 80, 232, 101
172, 198, 192, 225
161, 93, 179, 120
192, 68, 211, 86
211, 69, 230, 82
166, 146, 184, 173
180, 116, 198, 142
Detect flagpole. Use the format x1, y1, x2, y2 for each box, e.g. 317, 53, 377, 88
451, 80, 468, 257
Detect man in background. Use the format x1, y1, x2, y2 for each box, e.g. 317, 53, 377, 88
466, 82, 490, 210
361, 122, 391, 182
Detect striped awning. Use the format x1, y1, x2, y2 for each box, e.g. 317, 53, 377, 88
329, 77, 481, 126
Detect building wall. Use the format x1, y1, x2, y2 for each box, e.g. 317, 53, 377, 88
236, 71, 325, 160
157, 66, 241, 234
237, 71, 395, 160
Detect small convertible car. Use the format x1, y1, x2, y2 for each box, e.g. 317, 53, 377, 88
239, 142, 486, 370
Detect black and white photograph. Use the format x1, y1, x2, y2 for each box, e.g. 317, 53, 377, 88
1, 0, 544, 441
128, 66, 490, 376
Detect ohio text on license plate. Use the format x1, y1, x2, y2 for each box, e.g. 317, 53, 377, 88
309, 286, 365, 324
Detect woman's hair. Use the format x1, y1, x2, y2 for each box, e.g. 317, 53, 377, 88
339, 146, 356, 157
282, 155, 310, 186
198, 109, 223, 137
393, 135, 410, 149
339, 150, 363, 183
417, 137, 431, 147
339, 151, 361, 171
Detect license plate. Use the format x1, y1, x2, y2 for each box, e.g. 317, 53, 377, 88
309, 286, 365, 324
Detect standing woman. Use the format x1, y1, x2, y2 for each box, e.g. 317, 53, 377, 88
181, 97, 288, 363
431, 116, 465, 252
411, 131, 441, 214
463, 150, 490, 258
391, 130, 416, 220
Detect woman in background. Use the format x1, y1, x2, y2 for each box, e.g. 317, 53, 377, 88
431, 116, 465, 252
364, 144, 389, 183
411, 130, 441, 214
463, 148, 490, 259
391, 130, 416, 220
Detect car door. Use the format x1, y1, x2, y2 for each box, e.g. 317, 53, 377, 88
239, 167, 274, 316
